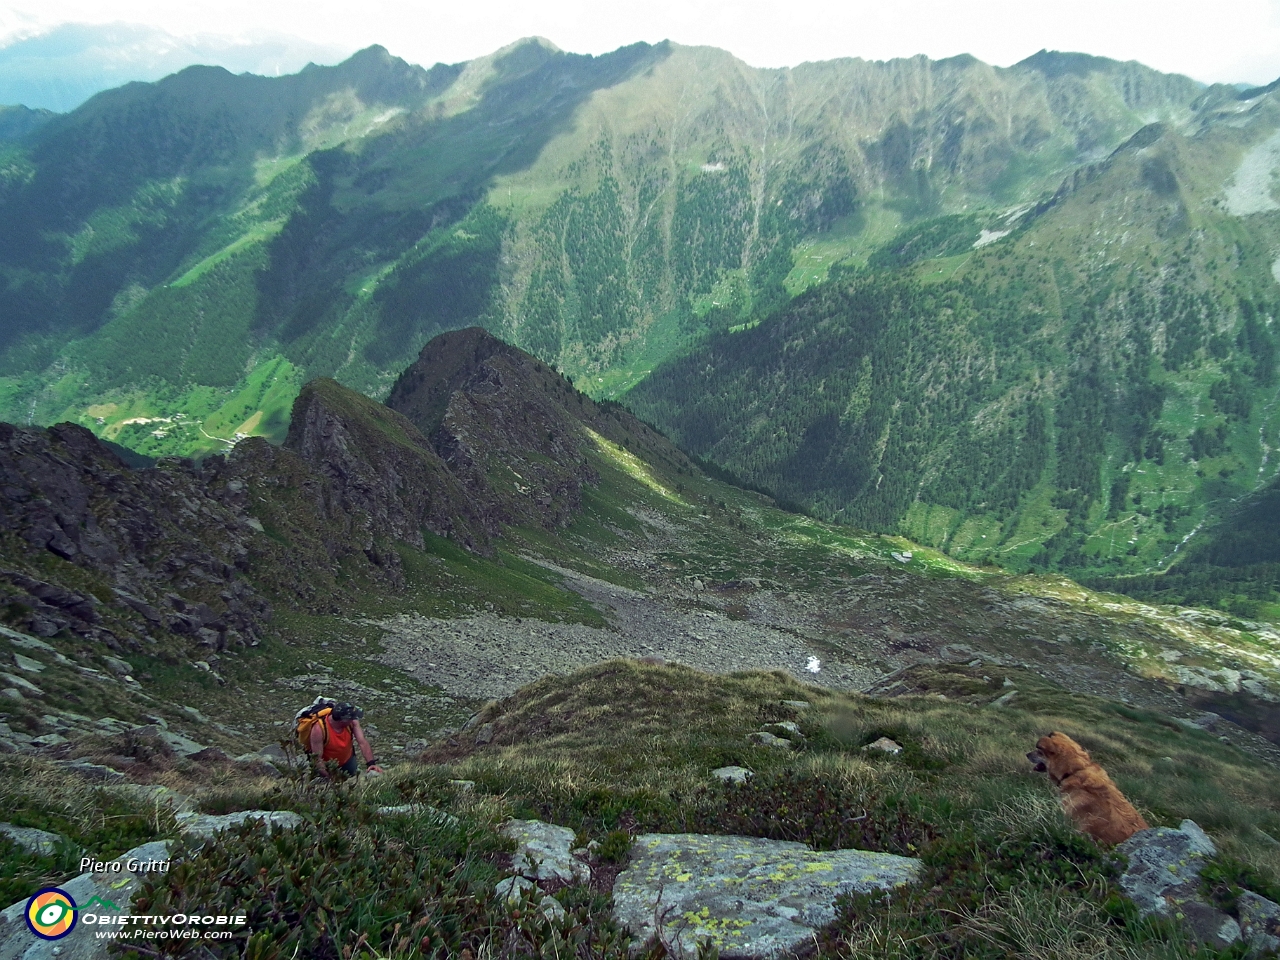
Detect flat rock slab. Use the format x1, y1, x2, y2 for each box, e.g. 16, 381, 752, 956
104, 784, 195, 814
502, 819, 590, 883
0, 840, 170, 960
0, 824, 61, 856
175, 810, 303, 841
375, 804, 458, 826
613, 833, 923, 959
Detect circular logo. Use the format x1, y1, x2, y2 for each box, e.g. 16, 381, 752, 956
25, 887, 77, 940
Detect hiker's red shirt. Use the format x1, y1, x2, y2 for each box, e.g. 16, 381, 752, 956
320, 718, 354, 763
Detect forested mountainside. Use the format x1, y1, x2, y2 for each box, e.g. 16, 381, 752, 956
0, 37, 1277, 585
627, 96, 1280, 590
1, 41, 1210, 442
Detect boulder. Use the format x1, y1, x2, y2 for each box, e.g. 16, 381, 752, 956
763, 722, 804, 740
12, 654, 44, 674
1116, 820, 1240, 950
0, 823, 62, 856
711, 766, 753, 784
100, 656, 133, 677
863, 737, 902, 755
1237, 890, 1280, 956
502, 819, 590, 884
0, 840, 170, 960
613, 833, 922, 958
175, 809, 303, 841
748, 732, 793, 750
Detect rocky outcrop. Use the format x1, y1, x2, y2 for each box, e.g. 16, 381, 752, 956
387, 327, 695, 531
0, 823, 61, 856
284, 378, 493, 554
613, 833, 923, 959
387, 328, 601, 530
0, 422, 269, 653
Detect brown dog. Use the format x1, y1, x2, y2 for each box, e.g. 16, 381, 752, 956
1027, 731, 1149, 845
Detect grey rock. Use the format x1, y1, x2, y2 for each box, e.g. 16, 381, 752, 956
28, 734, 67, 749
0, 690, 22, 703
495, 875, 535, 906
58, 761, 126, 783
449, 779, 476, 792
748, 731, 794, 750
175, 809, 303, 841
0, 823, 62, 856
502, 819, 590, 884
1237, 891, 1280, 957
474, 722, 495, 745
711, 766, 753, 784
780, 700, 811, 710
0, 629, 54, 653
375, 804, 458, 826
0, 840, 170, 960
100, 656, 133, 677
11, 654, 44, 674
105, 784, 195, 813
863, 737, 903, 755
1, 674, 42, 697
1117, 820, 1239, 949
613, 833, 923, 958
990, 689, 1018, 708
133, 726, 205, 758
539, 896, 566, 922
764, 721, 804, 740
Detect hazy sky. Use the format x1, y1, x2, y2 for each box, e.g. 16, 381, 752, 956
2, 0, 1278, 86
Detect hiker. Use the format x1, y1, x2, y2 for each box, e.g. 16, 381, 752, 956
300, 700, 383, 779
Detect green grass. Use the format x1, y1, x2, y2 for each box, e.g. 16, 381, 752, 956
170, 221, 284, 288
3, 561, 1278, 958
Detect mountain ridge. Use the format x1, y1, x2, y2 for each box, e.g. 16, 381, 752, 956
1, 38, 1277, 586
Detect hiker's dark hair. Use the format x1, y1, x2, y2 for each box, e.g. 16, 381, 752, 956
332, 702, 364, 721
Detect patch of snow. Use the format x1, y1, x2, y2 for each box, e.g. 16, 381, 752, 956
701, 162, 726, 172
1223, 128, 1280, 216
806, 656, 821, 673
973, 229, 1011, 248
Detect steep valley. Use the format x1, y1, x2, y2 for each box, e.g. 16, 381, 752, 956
0, 329, 1277, 956
4, 40, 1279, 584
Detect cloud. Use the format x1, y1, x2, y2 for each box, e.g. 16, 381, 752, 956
2, 0, 1278, 86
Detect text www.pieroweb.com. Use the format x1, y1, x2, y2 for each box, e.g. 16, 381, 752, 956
86, 913, 247, 940
95, 928, 236, 941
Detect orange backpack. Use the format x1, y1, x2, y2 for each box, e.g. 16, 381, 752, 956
294, 697, 338, 753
